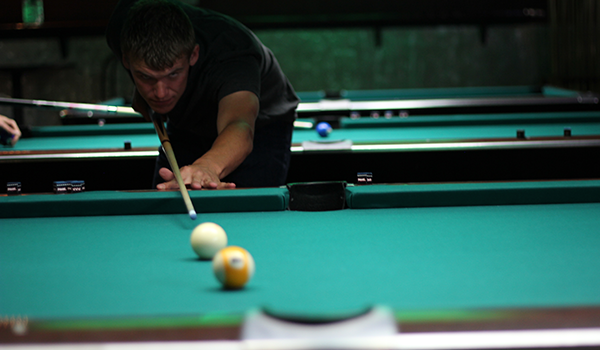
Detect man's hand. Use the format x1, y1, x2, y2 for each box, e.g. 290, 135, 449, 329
156, 163, 236, 190
0, 115, 22, 146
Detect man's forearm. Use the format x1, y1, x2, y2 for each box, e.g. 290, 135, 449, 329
192, 120, 254, 179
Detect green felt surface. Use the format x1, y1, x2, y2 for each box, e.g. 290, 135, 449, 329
1, 182, 600, 323
17, 119, 596, 152
294, 120, 600, 144
10, 133, 160, 151
29, 124, 156, 137
2, 203, 600, 321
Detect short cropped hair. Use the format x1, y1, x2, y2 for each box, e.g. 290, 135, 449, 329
121, 0, 196, 70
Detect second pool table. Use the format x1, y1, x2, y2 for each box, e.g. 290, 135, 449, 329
2, 109, 600, 192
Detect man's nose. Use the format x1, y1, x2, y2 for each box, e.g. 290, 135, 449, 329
154, 81, 167, 99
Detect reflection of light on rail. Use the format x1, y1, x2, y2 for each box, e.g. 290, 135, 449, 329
296, 96, 600, 113
0, 151, 159, 161
350, 139, 600, 152
293, 120, 314, 129
290, 139, 600, 153
242, 328, 600, 349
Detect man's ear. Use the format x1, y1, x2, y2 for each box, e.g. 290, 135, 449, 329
122, 54, 130, 70
189, 44, 200, 66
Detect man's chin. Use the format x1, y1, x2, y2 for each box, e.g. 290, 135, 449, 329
150, 105, 174, 115
149, 100, 175, 114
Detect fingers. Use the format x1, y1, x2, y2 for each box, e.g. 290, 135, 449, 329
189, 174, 235, 190
0, 115, 21, 145
189, 178, 236, 190
158, 167, 175, 181
0, 116, 21, 134
156, 167, 177, 190
190, 178, 216, 190
156, 166, 236, 190
4, 118, 20, 135
220, 182, 237, 189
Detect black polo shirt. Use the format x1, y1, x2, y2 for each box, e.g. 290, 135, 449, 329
106, 0, 299, 156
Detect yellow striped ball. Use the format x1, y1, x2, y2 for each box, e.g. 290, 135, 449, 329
212, 246, 255, 289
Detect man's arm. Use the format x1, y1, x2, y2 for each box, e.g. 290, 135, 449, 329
157, 90, 259, 190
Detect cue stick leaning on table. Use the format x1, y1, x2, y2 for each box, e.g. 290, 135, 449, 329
150, 110, 197, 220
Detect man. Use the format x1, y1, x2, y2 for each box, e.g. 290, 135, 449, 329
106, 0, 299, 190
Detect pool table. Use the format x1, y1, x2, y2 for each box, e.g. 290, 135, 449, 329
8, 85, 596, 125
295, 85, 600, 117
1, 180, 600, 349
2, 107, 600, 192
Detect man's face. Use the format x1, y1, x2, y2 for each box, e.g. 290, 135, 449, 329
124, 45, 199, 114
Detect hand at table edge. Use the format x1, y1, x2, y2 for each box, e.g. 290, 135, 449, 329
156, 166, 236, 190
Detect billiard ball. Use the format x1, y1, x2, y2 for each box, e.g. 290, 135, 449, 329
212, 246, 255, 289
316, 122, 332, 137
190, 222, 228, 260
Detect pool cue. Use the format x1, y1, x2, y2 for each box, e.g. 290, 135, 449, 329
0, 96, 313, 127
0, 96, 141, 116
150, 111, 197, 220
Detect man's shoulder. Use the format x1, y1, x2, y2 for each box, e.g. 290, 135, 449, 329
186, 6, 253, 39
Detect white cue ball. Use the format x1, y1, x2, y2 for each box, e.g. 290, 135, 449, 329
212, 246, 255, 289
190, 222, 228, 260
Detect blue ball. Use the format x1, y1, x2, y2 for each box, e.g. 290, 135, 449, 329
316, 122, 332, 137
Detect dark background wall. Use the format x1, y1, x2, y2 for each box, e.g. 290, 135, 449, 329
0, 0, 596, 127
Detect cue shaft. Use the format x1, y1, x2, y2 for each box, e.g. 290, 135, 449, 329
0, 96, 141, 116
151, 112, 197, 220
0, 96, 325, 127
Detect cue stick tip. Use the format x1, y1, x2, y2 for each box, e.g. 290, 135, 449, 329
189, 210, 197, 220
